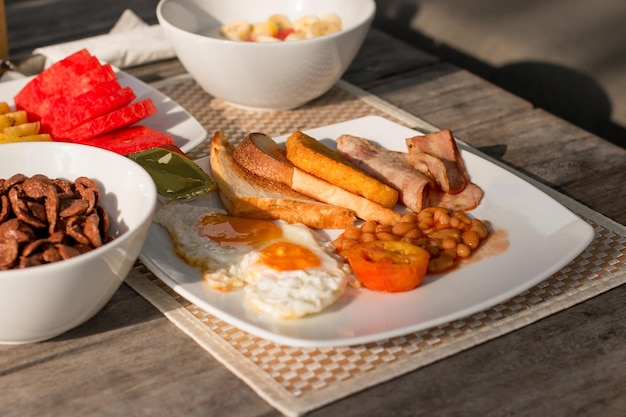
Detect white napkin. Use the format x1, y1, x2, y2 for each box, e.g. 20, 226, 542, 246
0, 71, 27, 82
34, 9, 176, 69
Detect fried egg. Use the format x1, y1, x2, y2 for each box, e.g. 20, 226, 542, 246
153, 202, 350, 319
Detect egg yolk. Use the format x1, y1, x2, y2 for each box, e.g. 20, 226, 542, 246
196, 213, 282, 248
258, 241, 321, 271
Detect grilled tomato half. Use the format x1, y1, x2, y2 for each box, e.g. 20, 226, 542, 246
343, 240, 430, 292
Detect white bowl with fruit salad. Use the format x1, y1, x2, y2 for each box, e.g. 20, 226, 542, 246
157, 0, 375, 110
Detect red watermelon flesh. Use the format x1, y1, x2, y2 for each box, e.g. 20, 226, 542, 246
33, 64, 120, 124
41, 84, 137, 135
14, 77, 46, 122
35, 49, 101, 95
62, 63, 118, 97
14, 53, 118, 123
67, 125, 174, 155
13, 49, 171, 154
15, 49, 101, 107
58, 98, 158, 141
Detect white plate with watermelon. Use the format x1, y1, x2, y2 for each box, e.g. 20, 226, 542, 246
2, 52, 207, 153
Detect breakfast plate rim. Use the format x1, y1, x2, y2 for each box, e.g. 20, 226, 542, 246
138, 115, 594, 348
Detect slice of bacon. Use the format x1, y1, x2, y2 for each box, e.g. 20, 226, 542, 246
336, 134, 433, 212
405, 129, 469, 194
407, 152, 468, 194
428, 182, 484, 211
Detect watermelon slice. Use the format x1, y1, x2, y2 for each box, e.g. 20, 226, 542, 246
35, 49, 101, 95
70, 125, 174, 154
13, 77, 47, 123
14, 49, 101, 111
19, 64, 120, 124
41, 84, 136, 135
13, 49, 171, 155
57, 98, 158, 141
61, 63, 118, 97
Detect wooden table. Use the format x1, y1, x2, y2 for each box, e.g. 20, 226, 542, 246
2, 28, 625, 417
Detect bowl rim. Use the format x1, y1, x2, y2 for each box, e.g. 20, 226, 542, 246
0, 141, 157, 278
156, 0, 376, 46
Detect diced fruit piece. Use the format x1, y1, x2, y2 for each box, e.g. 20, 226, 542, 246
67, 125, 174, 154
0, 102, 11, 114
2, 121, 41, 137
0, 111, 29, 128
0, 133, 51, 144
275, 28, 295, 40
58, 98, 157, 141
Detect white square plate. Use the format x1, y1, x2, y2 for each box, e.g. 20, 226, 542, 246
0, 70, 206, 152
139, 116, 594, 347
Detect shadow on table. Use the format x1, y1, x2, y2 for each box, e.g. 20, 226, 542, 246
53, 283, 165, 341
5, 0, 160, 56
372, 1, 626, 149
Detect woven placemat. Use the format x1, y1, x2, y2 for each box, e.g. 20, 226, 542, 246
126, 76, 626, 417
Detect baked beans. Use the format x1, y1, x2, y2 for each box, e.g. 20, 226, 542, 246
333, 206, 489, 274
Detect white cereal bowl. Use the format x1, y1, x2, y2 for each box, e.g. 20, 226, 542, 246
157, 0, 375, 110
0, 142, 157, 344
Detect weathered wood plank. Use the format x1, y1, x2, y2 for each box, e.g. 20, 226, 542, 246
344, 29, 439, 85
125, 58, 187, 83
5, 0, 159, 56
307, 285, 626, 417
455, 108, 626, 223
0, 285, 278, 417
364, 63, 533, 132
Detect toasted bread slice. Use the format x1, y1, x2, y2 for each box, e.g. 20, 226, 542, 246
285, 130, 399, 208
290, 169, 401, 225
233, 131, 401, 225
233, 132, 294, 186
210, 131, 356, 229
